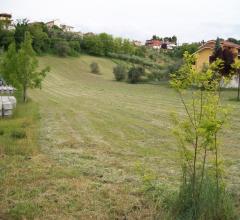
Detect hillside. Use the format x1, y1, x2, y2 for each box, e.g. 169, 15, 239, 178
1, 55, 240, 219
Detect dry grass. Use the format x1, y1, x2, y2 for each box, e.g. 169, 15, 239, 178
0, 55, 239, 219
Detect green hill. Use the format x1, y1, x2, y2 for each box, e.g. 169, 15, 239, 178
1, 55, 240, 219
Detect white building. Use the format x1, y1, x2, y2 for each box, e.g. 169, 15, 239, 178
46, 19, 74, 32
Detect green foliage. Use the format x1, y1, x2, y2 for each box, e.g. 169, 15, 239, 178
1, 32, 50, 102
54, 40, 70, 57
11, 129, 27, 139
28, 23, 50, 54
169, 52, 235, 219
0, 129, 4, 136
69, 40, 81, 54
90, 62, 100, 74
0, 42, 18, 86
113, 64, 127, 81
14, 19, 29, 49
148, 69, 169, 81
109, 52, 161, 68
0, 28, 14, 50
128, 66, 145, 83
170, 42, 200, 58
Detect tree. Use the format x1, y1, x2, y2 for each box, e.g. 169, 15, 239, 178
28, 23, 50, 54
0, 28, 14, 51
210, 38, 234, 77
170, 52, 235, 219
128, 66, 145, 83
161, 43, 167, 50
1, 42, 18, 86
113, 64, 127, 81
14, 19, 29, 49
172, 35, 177, 44
16, 32, 49, 102
232, 60, 240, 101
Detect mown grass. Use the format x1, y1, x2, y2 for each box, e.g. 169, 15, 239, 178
0, 55, 239, 219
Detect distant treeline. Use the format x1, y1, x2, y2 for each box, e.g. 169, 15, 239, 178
0, 19, 147, 58
0, 19, 207, 68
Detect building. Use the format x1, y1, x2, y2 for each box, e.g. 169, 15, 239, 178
195, 40, 240, 88
0, 13, 13, 29
133, 40, 142, 47
195, 40, 240, 70
46, 19, 74, 32
0, 13, 12, 21
145, 39, 176, 50
145, 39, 162, 49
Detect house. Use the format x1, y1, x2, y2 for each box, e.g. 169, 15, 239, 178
0, 13, 12, 22
145, 39, 162, 49
145, 39, 176, 50
133, 40, 142, 47
46, 19, 62, 28
46, 19, 74, 32
195, 40, 240, 70
60, 24, 74, 32
195, 40, 240, 88
0, 13, 13, 30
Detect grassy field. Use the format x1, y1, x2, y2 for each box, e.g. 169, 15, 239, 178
0, 55, 240, 219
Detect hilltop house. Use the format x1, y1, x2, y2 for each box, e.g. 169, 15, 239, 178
133, 40, 142, 47
145, 39, 162, 49
195, 40, 240, 88
145, 39, 176, 50
0, 13, 13, 30
46, 19, 74, 32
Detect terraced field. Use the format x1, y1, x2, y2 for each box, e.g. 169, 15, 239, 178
1, 55, 240, 219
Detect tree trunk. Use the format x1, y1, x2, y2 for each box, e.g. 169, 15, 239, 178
238, 72, 240, 101
23, 85, 27, 103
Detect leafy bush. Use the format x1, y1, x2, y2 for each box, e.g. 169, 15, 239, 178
113, 64, 127, 81
128, 66, 145, 83
0, 129, 4, 136
90, 62, 100, 74
11, 129, 27, 139
54, 40, 70, 57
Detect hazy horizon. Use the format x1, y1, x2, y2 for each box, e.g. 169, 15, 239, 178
1, 0, 240, 44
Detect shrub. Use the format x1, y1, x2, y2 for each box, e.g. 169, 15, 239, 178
90, 62, 100, 74
0, 129, 4, 136
128, 66, 145, 83
54, 40, 70, 57
11, 129, 27, 139
113, 64, 127, 81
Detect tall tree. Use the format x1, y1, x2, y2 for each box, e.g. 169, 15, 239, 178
16, 32, 50, 102
210, 38, 234, 77
0, 42, 18, 86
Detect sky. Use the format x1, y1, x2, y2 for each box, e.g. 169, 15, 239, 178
1, 0, 240, 43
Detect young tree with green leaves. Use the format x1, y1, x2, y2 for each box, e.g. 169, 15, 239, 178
1, 31, 50, 102
17, 32, 50, 102
170, 52, 235, 219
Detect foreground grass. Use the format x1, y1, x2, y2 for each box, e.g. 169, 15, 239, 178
0, 55, 239, 219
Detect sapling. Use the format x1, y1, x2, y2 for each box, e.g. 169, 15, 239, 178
170, 52, 233, 219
